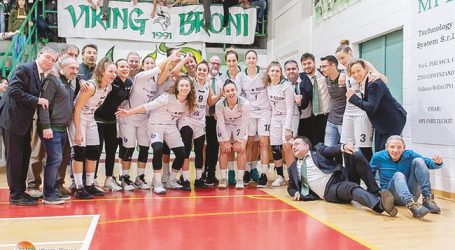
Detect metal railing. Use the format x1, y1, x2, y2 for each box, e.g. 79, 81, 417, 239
0, 1, 39, 79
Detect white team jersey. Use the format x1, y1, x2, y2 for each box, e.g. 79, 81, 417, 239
215, 96, 250, 141
77, 81, 112, 119
236, 69, 271, 117
144, 93, 188, 125
344, 73, 367, 116
180, 80, 210, 126
267, 79, 295, 130
128, 67, 161, 120
156, 78, 175, 98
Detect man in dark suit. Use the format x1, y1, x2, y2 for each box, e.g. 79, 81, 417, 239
0, 47, 58, 205
287, 136, 398, 217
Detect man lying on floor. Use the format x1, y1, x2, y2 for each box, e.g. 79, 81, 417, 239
287, 136, 397, 217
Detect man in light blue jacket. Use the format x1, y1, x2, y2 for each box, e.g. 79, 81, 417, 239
371, 135, 443, 219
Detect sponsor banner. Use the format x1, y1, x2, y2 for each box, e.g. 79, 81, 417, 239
58, 0, 256, 44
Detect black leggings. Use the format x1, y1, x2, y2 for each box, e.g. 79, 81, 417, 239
204, 116, 219, 178
151, 142, 185, 171
180, 126, 205, 169
95, 122, 119, 178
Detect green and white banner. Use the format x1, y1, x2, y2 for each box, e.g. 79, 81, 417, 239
58, 0, 256, 44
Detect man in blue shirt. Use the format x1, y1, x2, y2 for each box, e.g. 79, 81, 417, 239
371, 135, 443, 219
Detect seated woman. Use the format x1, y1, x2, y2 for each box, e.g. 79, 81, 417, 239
346, 59, 407, 151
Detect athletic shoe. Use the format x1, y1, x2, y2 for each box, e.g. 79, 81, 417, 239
422, 194, 441, 214
27, 189, 43, 198
9, 194, 38, 206
166, 178, 183, 190
235, 180, 244, 189
271, 175, 286, 187
194, 179, 209, 188
85, 185, 105, 196
406, 201, 430, 219
93, 179, 104, 192
134, 175, 151, 190
256, 173, 268, 188
161, 168, 170, 184
180, 180, 191, 191
58, 193, 71, 200
243, 171, 251, 184
120, 175, 135, 191
218, 179, 227, 189
153, 180, 166, 195
57, 183, 71, 196
69, 181, 76, 194
380, 190, 398, 217
205, 176, 219, 186
104, 176, 123, 191
74, 188, 93, 200
43, 196, 64, 205
228, 170, 236, 185
250, 168, 260, 182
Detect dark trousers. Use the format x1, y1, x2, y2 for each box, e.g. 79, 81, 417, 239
344, 151, 380, 194
3, 127, 33, 199
297, 116, 313, 140
95, 122, 118, 178
57, 139, 71, 185
204, 116, 219, 178
202, 0, 212, 27
311, 113, 328, 146
324, 179, 380, 210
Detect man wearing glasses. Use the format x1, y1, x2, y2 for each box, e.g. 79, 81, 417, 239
0, 46, 58, 206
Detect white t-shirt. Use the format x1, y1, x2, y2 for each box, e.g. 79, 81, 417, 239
267, 79, 295, 130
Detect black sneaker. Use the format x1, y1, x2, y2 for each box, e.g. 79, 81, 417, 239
85, 185, 105, 196
9, 194, 38, 206
43, 196, 64, 205
57, 193, 71, 200
205, 176, 219, 186
194, 179, 208, 188
406, 201, 430, 219
256, 173, 268, 188
74, 188, 93, 200
243, 171, 251, 184
180, 180, 191, 191
380, 190, 398, 217
422, 194, 441, 214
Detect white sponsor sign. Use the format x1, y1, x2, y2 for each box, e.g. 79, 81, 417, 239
58, 0, 256, 44
411, 0, 455, 145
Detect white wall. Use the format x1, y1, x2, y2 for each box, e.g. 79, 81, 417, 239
267, 0, 455, 193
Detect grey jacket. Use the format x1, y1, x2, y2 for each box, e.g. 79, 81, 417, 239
38, 74, 74, 132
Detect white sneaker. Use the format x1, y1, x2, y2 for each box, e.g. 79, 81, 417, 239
166, 178, 183, 189
271, 175, 286, 187
27, 189, 43, 198
93, 179, 105, 191
218, 179, 227, 189
121, 175, 136, 191
153, 180, 167, 194
104, 176, 123, 191
162, 167, 170, 184
235, 180, 244, 189
134, 175, 151, 190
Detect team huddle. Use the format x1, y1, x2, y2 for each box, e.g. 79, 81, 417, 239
0, 40, 445, 219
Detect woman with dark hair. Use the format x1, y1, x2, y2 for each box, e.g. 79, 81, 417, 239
215, 80, 250, 189
346, 59, 406, 151
68, 58, 116, 199
116, 76, 196, 194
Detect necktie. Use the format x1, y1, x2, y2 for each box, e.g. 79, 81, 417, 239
300, 156, 310, 195
294, 82, 300, 95
312, 76, 319, 115
209, 77, 217, 116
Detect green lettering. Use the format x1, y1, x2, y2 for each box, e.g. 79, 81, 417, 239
210, 13, 224, 34
129, 8, 147, 35
242, 14, 248, 37
91, 7, 107, 29
65, 5, 90, 28
112, 7, 129, 29
225, 13, 241, 36
180, 12, 195, 35
418, 0, 439, 13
